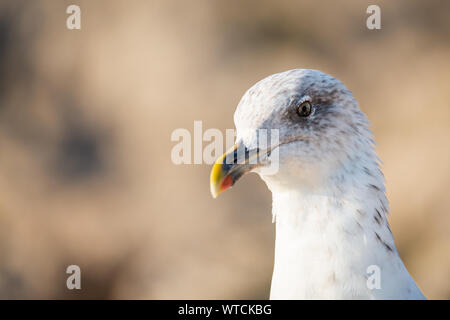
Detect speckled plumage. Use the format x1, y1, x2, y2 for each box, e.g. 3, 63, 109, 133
234, 69, 425, 299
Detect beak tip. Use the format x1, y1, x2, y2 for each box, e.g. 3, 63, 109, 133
210, 189, 219, 199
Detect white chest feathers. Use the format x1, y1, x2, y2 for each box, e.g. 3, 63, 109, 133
268, 189, 425, 300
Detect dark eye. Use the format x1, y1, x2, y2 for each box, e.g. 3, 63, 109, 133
296, 101, 312, 117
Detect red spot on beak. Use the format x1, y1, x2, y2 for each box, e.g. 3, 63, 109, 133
220, 175, 234, 192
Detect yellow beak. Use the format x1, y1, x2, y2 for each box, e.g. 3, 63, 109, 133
209, 142, 260, 198
210, 145, 237, 198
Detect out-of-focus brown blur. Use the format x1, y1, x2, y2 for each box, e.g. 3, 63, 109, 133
0, 0, 448, 299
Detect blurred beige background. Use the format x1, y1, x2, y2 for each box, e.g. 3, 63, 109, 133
0, 0, 448, 299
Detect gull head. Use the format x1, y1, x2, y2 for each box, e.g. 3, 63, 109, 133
210, 69, 375, 197
209, 69, 426, 300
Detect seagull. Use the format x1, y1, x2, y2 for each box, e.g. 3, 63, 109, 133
210, 69, 426, 299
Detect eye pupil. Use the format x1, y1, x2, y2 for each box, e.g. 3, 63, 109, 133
297, 101, 312, 117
